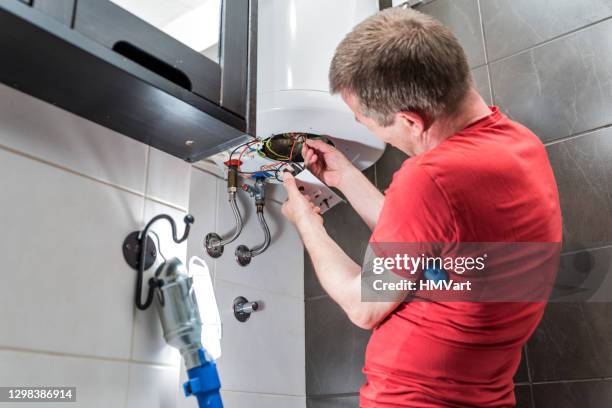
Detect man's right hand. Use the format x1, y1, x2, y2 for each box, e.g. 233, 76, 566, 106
302, 139, 356, 188
303, 138, 384, 231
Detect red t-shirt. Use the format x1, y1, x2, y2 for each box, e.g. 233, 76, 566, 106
361, 107, 562, 407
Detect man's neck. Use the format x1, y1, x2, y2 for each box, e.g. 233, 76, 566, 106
420, 89, 492, 153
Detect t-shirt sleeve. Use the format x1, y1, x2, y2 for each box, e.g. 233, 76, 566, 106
370, 160, 457, 244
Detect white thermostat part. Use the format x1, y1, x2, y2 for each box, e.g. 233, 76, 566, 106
294, 169, 345, 214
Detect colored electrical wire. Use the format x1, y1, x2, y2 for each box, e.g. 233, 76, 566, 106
264, 138, 289, 160
229, 134, 307, 182
288, 138, 297, 161
229, 138, 258, 161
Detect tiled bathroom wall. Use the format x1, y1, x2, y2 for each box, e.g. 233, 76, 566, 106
305, 1, 612, 407
187, 170, 306, 407
0, 82, 306, 408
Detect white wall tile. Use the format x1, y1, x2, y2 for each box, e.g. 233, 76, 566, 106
0, 84, 148, 193
147, 148, 192, 210
222, 391, 306, 408
0, 349, 129, 408
0, 149, 140, 359
127, 363, 180, 408
187, 168, 220, 280
130, 200, 188, 366
212, 180, 304, 298
213, 279, 305, 395
176, 360, 198, 408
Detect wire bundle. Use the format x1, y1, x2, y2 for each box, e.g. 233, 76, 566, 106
228, 134, 305, 181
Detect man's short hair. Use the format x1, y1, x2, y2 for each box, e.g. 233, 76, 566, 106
330, 7, 471, 126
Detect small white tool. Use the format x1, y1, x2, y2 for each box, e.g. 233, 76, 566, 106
189, 256, 222, 360
294, 169, 345, 214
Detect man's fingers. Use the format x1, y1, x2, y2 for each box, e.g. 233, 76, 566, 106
303, 149, 313, 164
282, 172, 302, 199
310, 202, 321, 213
303, 148, 319, 167
301, 144, 310, 161
305, 138, 335, 153
310, 154, 318, 166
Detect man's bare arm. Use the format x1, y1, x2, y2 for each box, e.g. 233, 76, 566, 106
298, 218, 400, 329
336, 165, 384, 230
281, 173, 399, 329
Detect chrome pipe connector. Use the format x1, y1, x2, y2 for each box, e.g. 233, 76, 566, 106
205, 164, 244, 258
235, 177, 271, 266
233, 296, 260, 322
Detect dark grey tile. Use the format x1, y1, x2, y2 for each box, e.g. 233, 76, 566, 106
515, 385, 534, 408
532, 379, 612, 408
307, 395, 360, 408
417, 0, 486, 68
374, 145, 408, 192
306, 296, 371, 395
472, 65, 493, 105
304, 248, 325, 299
528, 303, 612, 381
482, 0, 612, 61
363, 164, 377, 186
305, 169, 375, 299
324, 203, 372, 265
551, 246, 612, 302
514, 347, 530, 384
546, 128, 612, 252
490, 19, 612, 143
379, 0, 393, 10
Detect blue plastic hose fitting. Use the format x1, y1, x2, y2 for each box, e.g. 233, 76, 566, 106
183, 348, 223, 408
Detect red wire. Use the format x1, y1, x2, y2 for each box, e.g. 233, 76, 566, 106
238, 140, 259, 167
288, 136, 298, 161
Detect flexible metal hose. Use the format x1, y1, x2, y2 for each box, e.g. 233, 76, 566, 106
218, 192, 243, 246
250, 209, 271, 257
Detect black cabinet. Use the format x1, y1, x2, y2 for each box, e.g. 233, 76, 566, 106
0, 0, 257, 162
73, 0, 221, 103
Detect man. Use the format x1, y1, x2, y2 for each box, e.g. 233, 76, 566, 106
281, 7, 561, 408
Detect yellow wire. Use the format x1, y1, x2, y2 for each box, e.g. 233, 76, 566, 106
265, 138, 290, 160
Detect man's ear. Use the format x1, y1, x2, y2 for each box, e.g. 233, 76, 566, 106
396, 111, 426, 134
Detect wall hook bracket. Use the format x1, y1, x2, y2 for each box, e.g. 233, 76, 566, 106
122, 213, 195, 310
122, 231, 157, 270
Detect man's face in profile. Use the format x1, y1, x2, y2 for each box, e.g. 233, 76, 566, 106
341, 91, 421, 157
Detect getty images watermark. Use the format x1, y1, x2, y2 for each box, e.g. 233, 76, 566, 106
371, 252, 488, 292
357, 242, 608, 303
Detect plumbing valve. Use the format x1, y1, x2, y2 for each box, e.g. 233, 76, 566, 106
235, 177, 271, 266
205, 161, 244, 258
233, 296, 260, 322
241, 178, 265, 207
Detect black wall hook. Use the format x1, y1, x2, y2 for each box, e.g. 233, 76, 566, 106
122, 214, 195, 310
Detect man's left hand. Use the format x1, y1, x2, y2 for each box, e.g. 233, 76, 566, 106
281, 172, 323, 229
